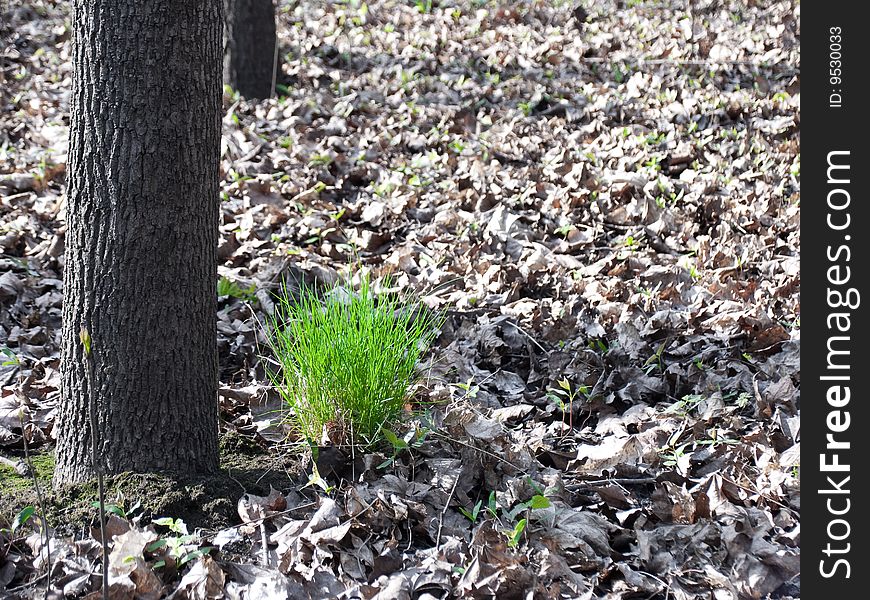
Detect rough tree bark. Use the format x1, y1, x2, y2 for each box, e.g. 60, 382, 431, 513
223, 0, 278, 99
55, 0, 223, 486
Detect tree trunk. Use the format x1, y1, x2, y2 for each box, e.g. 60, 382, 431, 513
223, 0, 277, 99
55, 0, 223, 486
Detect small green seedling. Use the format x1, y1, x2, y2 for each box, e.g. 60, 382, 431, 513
486, 491, 498, 518
662, 393, 705, 417
546, 379, 588, 430
589, 338, 609, 354
379, 423, 431, 470
378, 428, 409, 469
554, 224, 573, 239
91, 502, 125, 519
696, 429, 739, 449
643, 341, 667, 375
217, 276, 256, 301
507, 518, 526, 548
308, 153, 333, 167
527, 494, 551, 510
455, 378, 479, 400
1, 347, 20, 367
11, 506, 35, 533
146, 517, 212, 569
302, 462, 334, 494
501, 487, 552, 548
659, 442, 690, 468
460, 499, 483, 523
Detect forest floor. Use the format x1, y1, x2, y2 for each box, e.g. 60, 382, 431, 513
1, 0, 800, 598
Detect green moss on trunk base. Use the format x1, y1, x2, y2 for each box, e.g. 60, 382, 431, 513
0, 452, 55, 494
0, 437, 300, 534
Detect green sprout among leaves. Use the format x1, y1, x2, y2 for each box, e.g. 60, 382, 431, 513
217, 276, 256, 301
612, 62, 626, 84
10, 506, 35, 534
660, 442, 690, 468
1, 346, 20, 367
589, 338, 609, 354
457, 485, 551, 549
308, 153, 333, 167
643, 341, 666, 374
378, 427, 409, 469
91, 500, 140, 520
696, 429, 739, 449
460, 499, 483, 523
146, 517, 212, 569
547, 378, 588, 430
502, 490, 551, 548
302, 461, 335, 494
554, 224, 573, 239
486, 490, 498, 517
662, 393, 706, 417
454, 377, 479, 400
507, 518, 527, 548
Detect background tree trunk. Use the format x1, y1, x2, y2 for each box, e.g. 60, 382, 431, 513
55, 0, 223, 486
223, 0, 277, 99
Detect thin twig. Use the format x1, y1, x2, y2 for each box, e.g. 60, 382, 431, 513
81, 328, 108, 600
349, 419, 356, 483
3, 571, 49, 595
270, 29, 279, 100
719, 475, 794, 512
429, 430, 523, 472
404, 519, 413, 552
573, 477, 659, 486
17, 391, 51, 599
287, 183, 335, 203
259, 522, 270, 567
637, 570, 670, 599
235, 142, 263, 164
198, 501, 318, 538
435, 470, 460, 551
504, 320, 547, 355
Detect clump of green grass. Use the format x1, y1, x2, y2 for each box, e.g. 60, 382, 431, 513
268, 273, 442, 447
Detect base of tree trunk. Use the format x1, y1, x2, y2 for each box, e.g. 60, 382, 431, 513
2, 439, 295, 533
